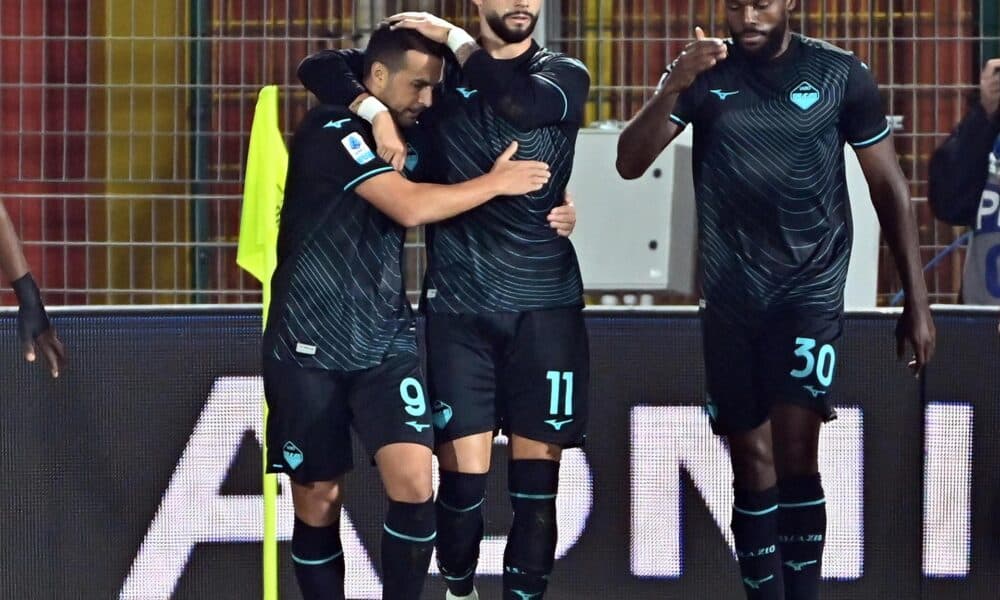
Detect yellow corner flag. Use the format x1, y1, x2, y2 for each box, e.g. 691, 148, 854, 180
236, 85, 287, 600
238, 85, 288, 314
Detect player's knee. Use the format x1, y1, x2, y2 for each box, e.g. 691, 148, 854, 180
292, 480, 344, 526
436, 434, 493, 473
728, 433, 776, 489
774, 437, 819, 478
385, 469, 433, 504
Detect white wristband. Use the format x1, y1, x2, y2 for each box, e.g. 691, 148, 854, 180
446, 27, 476, 55
357, 96, 389, 124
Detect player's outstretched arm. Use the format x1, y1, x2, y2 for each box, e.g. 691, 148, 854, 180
356, 141, 550, 227
298, 49, 408, 171
0, 203, 65, 377
855, 138, 936, 374
617, 27, 726, 179
927, 59, 1000, 225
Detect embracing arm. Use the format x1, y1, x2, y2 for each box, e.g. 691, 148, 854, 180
298, 49, 408, 170
356, 142, 550, 227
461, 51, 590, 130
297, 48, 367, 106
385, 12, 589, 130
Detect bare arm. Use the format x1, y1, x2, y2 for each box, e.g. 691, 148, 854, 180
616, 87, 685, 180
855, 138, 936, 372
356, 142, 550, 227
616, 27, 726, 179
0, 202, 29, 282
0, 202, 65, 376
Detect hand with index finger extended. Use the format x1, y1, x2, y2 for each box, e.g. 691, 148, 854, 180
662, 26, 728, 93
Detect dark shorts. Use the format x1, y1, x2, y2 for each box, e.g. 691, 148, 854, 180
425, 307, 590, 448
263, 352, 433, 483
701, 308, 841, 435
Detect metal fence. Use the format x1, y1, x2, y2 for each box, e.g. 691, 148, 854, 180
0, 1, 996, 305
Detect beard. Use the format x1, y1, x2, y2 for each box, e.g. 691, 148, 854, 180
733, 19, 787, 63
484, 9, 538, 44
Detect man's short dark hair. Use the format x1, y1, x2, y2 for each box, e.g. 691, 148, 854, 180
363, 22, 447, 76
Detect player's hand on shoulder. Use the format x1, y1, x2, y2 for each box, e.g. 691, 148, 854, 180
371, 111, 407, 172
547, 192, 576, 237
388, 11, 457, 45
489, 141, 551, 196
663, 27, 727, 93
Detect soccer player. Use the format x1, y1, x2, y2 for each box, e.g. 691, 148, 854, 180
1, 202, 64, 377
298, 2, 590, 598
927, 57, 1000, 305
264, 25, 551, 600
616, 2, 934, 599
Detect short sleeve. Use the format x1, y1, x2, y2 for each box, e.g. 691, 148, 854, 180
840, 59, 891, 148
313, 117, 394, 191
660, 70, 708, 129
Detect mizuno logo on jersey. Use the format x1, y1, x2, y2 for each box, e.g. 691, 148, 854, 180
802, 385, 827, 398
709, 89, 740, 100
405, 421, 431, 432
456, 87, 478, 99
323, 118, 351, 129
544, 418, 574, 431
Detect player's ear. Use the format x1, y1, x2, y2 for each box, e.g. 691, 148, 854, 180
371, 61, 390, 91
786, 0, 799, 11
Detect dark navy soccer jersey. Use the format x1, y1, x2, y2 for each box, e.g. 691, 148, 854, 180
298, 42, 590, 315
668, 34, 890, 320
417, 41, 589, 314
263, 105, 416, 372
